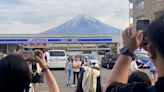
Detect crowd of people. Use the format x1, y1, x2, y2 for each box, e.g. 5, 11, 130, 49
0, 13, 164, 92
65, 55, 92, 87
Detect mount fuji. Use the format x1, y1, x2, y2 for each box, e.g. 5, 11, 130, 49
41, 15, 122, 35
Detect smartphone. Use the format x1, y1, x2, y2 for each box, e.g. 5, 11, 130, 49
136, 19, 150, 31
35, 51, 40, 56
24, 51, 36, 61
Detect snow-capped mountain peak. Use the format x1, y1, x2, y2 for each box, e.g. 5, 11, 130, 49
41, 14, 121, 35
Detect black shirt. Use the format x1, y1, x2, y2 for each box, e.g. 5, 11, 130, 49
154, 77, 164, 92
106, 77, 164, 92
32, 63, 37, 70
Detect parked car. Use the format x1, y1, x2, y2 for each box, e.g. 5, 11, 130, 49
101, 52, 119, 69
82, 54, 100, 67
135, 53, 151, 68
47, 50, 67, 68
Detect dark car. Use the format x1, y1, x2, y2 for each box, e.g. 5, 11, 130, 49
135, 53, 151, 68
101, 52, 119, 69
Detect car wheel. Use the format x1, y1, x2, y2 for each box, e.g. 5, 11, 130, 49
107, 64, 110, 69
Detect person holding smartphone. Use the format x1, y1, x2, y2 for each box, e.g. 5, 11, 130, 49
35, 50, 60, 92
106, 14, 164, 92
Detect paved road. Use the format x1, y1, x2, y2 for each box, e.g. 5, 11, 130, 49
38, 68, 149, 92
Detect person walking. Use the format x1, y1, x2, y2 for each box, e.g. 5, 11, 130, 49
65, 56, 73, 86
72, 56, 81, 86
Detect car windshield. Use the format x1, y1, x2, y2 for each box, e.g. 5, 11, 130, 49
85, 55, 96, 59
136, 53, 149, 59
49, 51, 65, 56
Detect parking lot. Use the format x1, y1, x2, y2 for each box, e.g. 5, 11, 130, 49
38, 67, 150, 92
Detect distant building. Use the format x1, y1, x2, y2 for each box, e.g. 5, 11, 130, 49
129, 0, 164, 24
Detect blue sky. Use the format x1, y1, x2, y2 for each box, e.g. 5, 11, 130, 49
0, 0, 129, 34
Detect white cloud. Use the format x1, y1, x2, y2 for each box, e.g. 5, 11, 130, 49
0, 0, 129, 34
0, 21, 43, 34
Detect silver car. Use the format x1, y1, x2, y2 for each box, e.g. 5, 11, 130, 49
82, 54, 100, 68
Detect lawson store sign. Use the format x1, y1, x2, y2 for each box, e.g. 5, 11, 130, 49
0, 38, 112, 43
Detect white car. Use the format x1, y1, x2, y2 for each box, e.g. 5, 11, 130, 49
47, 50, 67, 68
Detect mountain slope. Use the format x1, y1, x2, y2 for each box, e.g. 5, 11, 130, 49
41, 15, 121, 35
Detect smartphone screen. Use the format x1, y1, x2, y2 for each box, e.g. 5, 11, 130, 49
136, 19, 150, 31
24, 51, 35, 60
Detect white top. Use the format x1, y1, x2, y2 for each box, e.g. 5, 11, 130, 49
130, 60, 139, 72
72, 60, 81, 72
3, 54, 7, 58
65, 60, 72, 70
